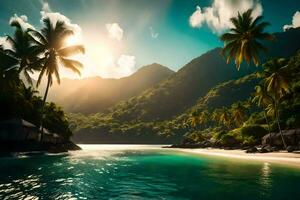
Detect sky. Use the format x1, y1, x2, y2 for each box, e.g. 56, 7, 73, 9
0, 0, 299, 79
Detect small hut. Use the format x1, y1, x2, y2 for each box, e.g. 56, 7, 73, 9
40, 129, 63, 144
0, 118, 39, 142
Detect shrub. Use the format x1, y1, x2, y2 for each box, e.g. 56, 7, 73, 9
213, 130, 227, 140
245, 112, 265, 125
183, 131, 205, 143
240, 125, 268, 139
220, 134, 239, 146
286, 115, 300, 129
242, 136, 257, 146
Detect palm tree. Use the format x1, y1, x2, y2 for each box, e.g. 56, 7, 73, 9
189, 111, 199, 127
29, 17, 85, 141
0, 46, 19, 92
219, 107, 232, 129
199, 111, 209, 128
252, 85, 273, 141
4, 19, 41, 84
212, 109, 221, 123
231, 102, 247, 127
220, 9, 274, 70
261, 58, 290, 148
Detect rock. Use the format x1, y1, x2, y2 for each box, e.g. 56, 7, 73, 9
263, 145, 273, 152
262, 129, 300, 147
246, 147, 258, 153
259, 148, 269, 153
287, 146, 295, 152
271, 146, 280, 152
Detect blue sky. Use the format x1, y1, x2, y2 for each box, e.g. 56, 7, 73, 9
0, 0, 299, 78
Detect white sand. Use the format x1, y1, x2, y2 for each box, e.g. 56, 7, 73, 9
175, 148, 300, 168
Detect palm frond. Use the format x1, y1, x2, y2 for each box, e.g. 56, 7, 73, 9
60, 57, 83, 75
58, 45, 85, 57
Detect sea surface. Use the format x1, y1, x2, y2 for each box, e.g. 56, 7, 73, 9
0, 145, 300, 200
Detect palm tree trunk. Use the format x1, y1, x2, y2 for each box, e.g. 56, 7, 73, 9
275, 101, 287, 149
40, 76, 51, 142
263, 110, 272, 145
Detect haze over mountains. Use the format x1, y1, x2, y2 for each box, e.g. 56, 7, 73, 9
38, 64, 174, 114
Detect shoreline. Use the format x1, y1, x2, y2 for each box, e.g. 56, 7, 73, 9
174, 148, 300, 168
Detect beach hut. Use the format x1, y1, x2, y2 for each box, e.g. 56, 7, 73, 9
41, 129, 63, 144
0, 118, 39, 141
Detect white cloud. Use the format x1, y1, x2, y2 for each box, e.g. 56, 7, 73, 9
96, 54, 137, 79
149, 27, 159, 38
116, 54, 136, 77
283, 11, 300, 31
106, 23, 124, 41
9, 14, 35, 31
189, 0, 263, 33
41, 0, 51, 12
40, 1, 81, 35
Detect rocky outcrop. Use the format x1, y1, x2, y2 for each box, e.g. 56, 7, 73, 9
262, 129, 300, 147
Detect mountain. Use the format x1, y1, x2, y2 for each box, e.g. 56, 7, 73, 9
39, 63, 174, 114
106, 28, 300, 122
69, 28, 300, 144
70, 74, 259, 144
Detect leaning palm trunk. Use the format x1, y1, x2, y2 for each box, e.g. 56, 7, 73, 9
40, 76, 51, 142
263, 110, 272, 145
275, 101, 287, 149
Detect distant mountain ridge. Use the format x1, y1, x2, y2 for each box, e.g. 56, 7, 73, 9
39, 63, 174, 114
69, 28, 300, 144
106, 28, 300, 122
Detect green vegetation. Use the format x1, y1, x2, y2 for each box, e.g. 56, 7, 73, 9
69, 11, 300, 146
0, 13, 83, 142
40, 63, 174, 114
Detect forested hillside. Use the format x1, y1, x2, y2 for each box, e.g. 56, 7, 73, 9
70, 28, 300, 144
39, 63, 174, 114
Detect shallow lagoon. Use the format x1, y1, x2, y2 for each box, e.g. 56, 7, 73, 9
0, 145, 300, 200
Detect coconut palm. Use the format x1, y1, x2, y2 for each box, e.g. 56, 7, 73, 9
260, 58, 291, 148
29, 17, 85, 141
189, 111, 199, 127
0, 46, 19, 91
219, 107, 232, 129
199, 111, 209, 128
231, 102, 247, 127
220, 9, 274, 70
252, 85, 273, 139
212, 109, 221, 123
5, 19, 41, 85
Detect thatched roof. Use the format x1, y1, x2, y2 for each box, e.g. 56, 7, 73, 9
0, 118, 36, 128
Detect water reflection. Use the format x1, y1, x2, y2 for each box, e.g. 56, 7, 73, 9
0, 174, 42, 200
259, 162, 272, 198
0, 146, 299, 200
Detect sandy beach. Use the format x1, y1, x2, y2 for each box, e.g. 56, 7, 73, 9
176, 148, 300, 168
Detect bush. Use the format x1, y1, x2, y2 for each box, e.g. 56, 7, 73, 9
213, 130, 227, 140
245, 112, 265, 125
240, 125, 268, 139
220, 134, 239, 146
242, 136, 257, 146
183, 131, 206, 143
286, 115, 300, 129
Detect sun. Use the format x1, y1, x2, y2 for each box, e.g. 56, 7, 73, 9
61, 34, 116, 79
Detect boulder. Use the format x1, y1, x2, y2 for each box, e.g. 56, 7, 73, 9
259, 148, 269, 153
260, 145, 273, 153
287, 146, 295, 152
262, 129, 300, 147
271, 146, 280, 152
246, 147, 258, 153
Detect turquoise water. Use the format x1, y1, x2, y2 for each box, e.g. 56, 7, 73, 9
0, 145, 300, 200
